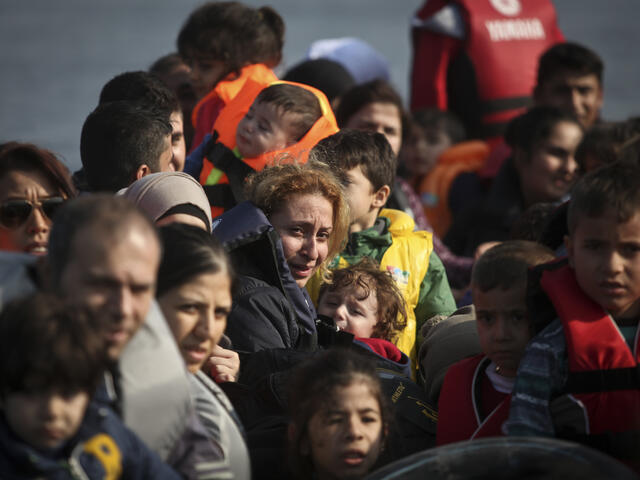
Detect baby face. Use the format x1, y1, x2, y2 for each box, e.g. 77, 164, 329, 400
318, 285, 378, 338
236, 101, 296, 158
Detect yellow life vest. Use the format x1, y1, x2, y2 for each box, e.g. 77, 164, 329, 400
307, 208, 432, 368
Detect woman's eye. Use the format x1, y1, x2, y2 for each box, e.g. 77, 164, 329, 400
179, 303, 199, 313
258, 123, 269, 132
361, 415, 379, 424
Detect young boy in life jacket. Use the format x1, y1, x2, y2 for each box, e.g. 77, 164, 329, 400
317, 259, 412, 377
505, 163, 640, 467
436, 241, 555, 446
308, 129, 457, 370
0, 293, 179, 479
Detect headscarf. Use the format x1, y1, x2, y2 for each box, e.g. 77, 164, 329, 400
120, 172, 212, 232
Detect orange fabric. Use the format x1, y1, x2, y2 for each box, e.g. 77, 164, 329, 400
199, 80, 339, 219
191, 64, 277, 151
414, 140, 490, 237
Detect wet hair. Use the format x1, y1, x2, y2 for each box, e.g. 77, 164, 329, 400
245, 162, 349, 274
254, 84, 322, 141
412, 108, 466, 145
335, 79, 409, 142
177, 2, 284, 78
318, 258, 407, 342
505, 106, 581, 161
311, 129, 396, 192
537, 42, 604, 87
472, 240, 555, 292
80, 100, 172, 192
48, 195, 159, 284
567, 163, 640, 234
99, 70, 180, 117
0, 293, 109, 397
0, 142, 76, 199
156, 223, 233, 297
287, 348, 389, 479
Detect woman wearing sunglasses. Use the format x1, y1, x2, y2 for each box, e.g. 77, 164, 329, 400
0, 142, 75, 255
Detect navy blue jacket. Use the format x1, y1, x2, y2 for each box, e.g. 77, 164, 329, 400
212, 201, 318, 353
0, 401, 179, 479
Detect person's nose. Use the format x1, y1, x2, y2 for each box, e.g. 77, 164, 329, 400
604, 250, 624, 276
26, 205, 50, 235
39, 394, 62, 420
333, 303, 348, 322
571, 88, 584, 116
301, 235, 319, 261
494, 317, 511, 341
345, 416, 364, 441
194, 308, 214, 340
110, 286, 134, 321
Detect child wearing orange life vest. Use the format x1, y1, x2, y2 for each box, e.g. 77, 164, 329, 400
177, 2, 283, 152
317, 259, 411, 377
185, 82, 335, 217
505, 164, 640, 468
437, 241, 554, 446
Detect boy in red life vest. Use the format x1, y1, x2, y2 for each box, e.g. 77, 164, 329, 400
505, 163, 640, 466
436, 241, 554, 445
317, 259, 412, 377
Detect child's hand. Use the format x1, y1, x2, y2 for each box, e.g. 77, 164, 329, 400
207, 344, 240, 383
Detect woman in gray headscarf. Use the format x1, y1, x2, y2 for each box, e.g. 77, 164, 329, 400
121, 171, 238, 383
121, 171, 212, 232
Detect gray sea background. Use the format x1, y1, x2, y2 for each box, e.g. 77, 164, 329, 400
1, 0, 638, 171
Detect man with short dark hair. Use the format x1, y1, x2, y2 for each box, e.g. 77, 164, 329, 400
534, 42, 604, 129
80, 101, 173, 192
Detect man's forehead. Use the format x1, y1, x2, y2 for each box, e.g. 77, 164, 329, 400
545, 71, 601, 88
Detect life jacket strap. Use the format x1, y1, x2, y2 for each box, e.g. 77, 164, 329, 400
566, 365, 640, 393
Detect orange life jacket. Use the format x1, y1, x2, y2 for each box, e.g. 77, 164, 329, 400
437, 354, 510, 445
190, 63, 278, 151
199, 79, 339, 218
413, 140, 490, 238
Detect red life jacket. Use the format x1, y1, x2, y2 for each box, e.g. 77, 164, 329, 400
437, 354, 510, 445
411, 0, 563, 146
539, 263, 640, 445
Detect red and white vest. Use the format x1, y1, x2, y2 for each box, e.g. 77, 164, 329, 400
437, 354, 510, 445
540, 263, 640, 444
411, 0, 563, 145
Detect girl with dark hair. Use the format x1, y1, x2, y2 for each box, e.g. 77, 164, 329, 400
156, 223, 251, 479
287, 348, 390, 480
446, 106, 583, 256
0, 142, 75, 255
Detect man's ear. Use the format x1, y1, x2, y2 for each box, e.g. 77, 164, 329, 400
564, 234, 575, 268
372, 185, 391, 209
135, 164, 152, 181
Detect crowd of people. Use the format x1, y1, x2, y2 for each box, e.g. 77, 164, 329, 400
1, 0, 639, 478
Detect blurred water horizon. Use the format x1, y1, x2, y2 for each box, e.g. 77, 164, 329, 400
1, 0, 638, 170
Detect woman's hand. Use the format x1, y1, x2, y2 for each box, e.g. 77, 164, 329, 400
206, 344, 240, 383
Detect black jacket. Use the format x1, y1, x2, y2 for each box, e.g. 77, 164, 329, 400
212, 201, 318, 354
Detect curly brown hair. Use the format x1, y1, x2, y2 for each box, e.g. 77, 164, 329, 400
319, 258, 407, 342
244, 161, 349, 277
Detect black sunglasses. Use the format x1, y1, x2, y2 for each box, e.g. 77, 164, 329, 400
0, 197, 66, 229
